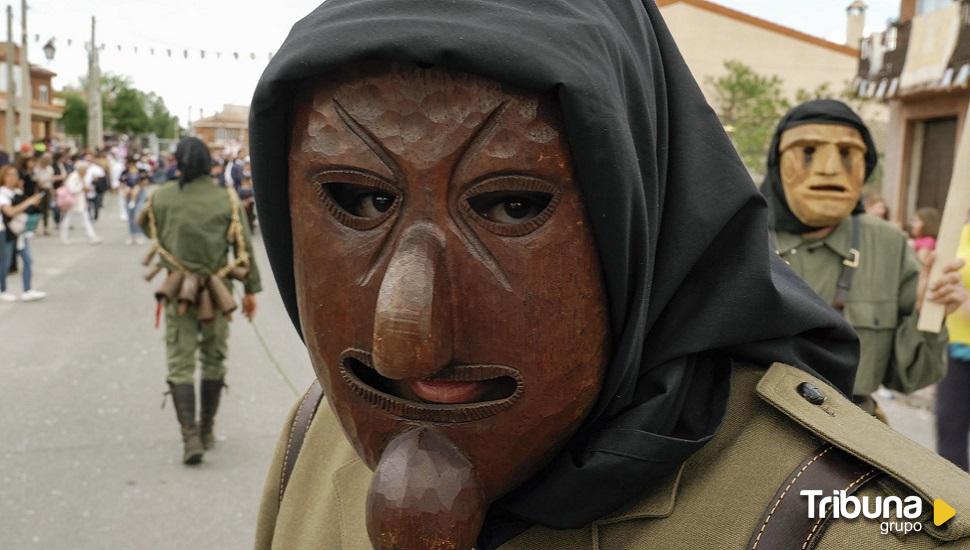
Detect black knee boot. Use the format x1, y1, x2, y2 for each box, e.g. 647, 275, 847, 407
169, 383, 204, 464
199, 379, 225, 450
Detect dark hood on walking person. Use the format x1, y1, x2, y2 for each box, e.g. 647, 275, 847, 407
249, 0, 860, 546
761, 99, 878, 234
174, 137, 211, 187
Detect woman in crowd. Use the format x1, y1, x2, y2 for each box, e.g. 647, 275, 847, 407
937, 215, 970, 472
0, 165, 45, 302
59, 161, 102, 245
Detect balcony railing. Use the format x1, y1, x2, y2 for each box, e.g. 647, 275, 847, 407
857, 0, 970, 98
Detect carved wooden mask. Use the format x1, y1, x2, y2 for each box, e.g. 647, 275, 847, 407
288, 62, 610, 549
779, 123, 868, 228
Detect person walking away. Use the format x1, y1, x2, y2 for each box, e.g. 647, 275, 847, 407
937, 217, 970, 472
0, 165, 45, 302
59, 162, 102, 245
140, 137, 261, 465
910, 206, 941, 265
84, 154, 108, 222
109, 149, 127, 221
50, 152, 68, 227
125, 172, 149, 245
32, 153, 55, 236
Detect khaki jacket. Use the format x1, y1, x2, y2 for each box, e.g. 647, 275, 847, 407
774, 215, 947, 398
255, 363, 970, 549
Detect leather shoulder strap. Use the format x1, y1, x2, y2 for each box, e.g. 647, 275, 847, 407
832, 214, 861, 311
748, 444, 880, 550
278, 380, 325, 505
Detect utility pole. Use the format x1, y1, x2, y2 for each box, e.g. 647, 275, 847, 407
86, 15, 103, 149
4, 6, 14, 152
18, 0, 29, 147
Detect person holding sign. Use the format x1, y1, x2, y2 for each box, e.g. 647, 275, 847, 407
762, 100, 968, 415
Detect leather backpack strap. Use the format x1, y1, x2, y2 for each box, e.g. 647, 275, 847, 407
278, 380, 325, 506
748, 444, 880, 550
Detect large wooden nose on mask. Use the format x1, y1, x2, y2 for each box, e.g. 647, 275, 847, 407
372, 222, 453, 381
814, 144, 842, 176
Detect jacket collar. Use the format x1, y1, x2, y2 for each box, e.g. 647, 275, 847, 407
775, 216, 855, 263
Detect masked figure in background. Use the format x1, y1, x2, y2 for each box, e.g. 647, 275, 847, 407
250, 2, 970, 549
762, 101, 968, 416
139, 137, 261, 464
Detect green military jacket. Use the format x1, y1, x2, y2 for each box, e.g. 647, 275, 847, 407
254, 363, 970, 549
774, 215, 947, 397
141, 177, 261, 294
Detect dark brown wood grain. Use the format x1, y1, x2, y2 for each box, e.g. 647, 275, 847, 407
288, 62, 610, 549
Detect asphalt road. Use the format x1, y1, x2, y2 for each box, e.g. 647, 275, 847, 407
0, 195, 314, 550
0, 195, 947, 549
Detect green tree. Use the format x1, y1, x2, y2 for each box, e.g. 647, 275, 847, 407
61, 88, 88, 138
73, 72, 180, 139
106, 87, 150, 136
708, 60, 790, 174
145, 93, 179, 139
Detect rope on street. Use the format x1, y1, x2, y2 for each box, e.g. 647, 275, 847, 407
249, 318, 300, 397
236, 289, 300, 398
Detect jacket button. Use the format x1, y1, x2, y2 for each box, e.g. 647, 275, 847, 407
797, 382, 826, 405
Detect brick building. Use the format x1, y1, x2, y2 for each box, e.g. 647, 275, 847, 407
191, 104, 248, 152
0, 42, 63, 149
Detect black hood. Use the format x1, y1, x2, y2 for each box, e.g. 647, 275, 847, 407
175, 137, 212, 186
762, 99, 878, 234
250, 1, 859, 546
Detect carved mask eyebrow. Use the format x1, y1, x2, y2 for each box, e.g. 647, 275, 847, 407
452, 100, 510, 181
333, 99, 404, 181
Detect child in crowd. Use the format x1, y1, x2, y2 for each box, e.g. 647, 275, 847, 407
910, 206, 941, 264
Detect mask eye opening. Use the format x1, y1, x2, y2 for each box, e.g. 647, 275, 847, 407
312, 169, 401, 231
459, 175, 561, 237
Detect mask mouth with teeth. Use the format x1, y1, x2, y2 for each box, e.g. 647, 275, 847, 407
287, 62, 611, 550
762, 100, 879, 233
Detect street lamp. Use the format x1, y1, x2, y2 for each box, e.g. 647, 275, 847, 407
42, 38, 54, 61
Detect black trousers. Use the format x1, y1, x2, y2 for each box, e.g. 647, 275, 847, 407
936, 353, 970, 471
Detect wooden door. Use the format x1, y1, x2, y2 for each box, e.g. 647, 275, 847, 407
917, 116, 958, 212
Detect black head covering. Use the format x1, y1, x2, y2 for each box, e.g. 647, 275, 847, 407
762, 99, 878, 234
250, 0, 859, 545
174, 137, 211, 186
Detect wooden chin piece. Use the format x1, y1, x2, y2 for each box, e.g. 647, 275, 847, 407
197, 288, 215, 322
207, 275, 238, 315
141, 244, 158, 267
143, 263, 163, 282
154, 271, 184, 302
366, 428, 487, 550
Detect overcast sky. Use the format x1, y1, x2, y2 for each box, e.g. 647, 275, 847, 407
22, 0, 900, 127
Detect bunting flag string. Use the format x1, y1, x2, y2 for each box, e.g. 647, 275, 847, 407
32, 32, 275, 63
